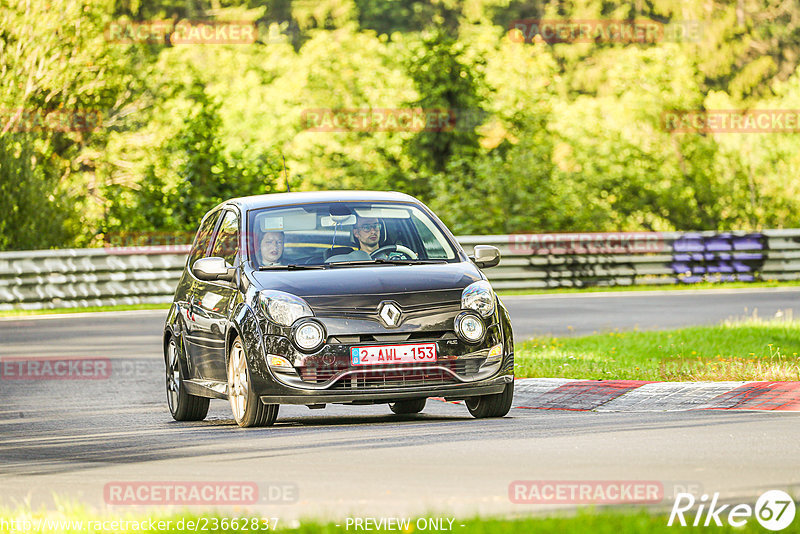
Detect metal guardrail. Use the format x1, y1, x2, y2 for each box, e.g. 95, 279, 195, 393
1, 229, 798, 310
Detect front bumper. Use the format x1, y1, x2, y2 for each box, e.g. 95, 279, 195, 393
243, 297, 515, 405
259, 374, 512, 405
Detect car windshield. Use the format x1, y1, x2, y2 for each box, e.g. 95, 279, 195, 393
247, 202, 460, 268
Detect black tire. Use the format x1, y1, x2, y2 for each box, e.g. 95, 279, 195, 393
228, 336, 279, 428
166, 336, 209, 421
465, 381, 514, 419
389, 398, 427, 415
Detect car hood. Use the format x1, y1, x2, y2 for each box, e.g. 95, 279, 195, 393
250, 262, 482, 308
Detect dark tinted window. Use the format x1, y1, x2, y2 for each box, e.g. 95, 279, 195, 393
188, 211, 220, 266
210, 210, 239, 266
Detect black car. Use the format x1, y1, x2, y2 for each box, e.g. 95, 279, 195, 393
163, 191, 514, 427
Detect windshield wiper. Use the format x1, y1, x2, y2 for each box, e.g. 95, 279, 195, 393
328, 259, 447, 267
258, 264, 328, 271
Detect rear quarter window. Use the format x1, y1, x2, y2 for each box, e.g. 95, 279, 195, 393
210, 210, 240, 266
188, 212, 220, 266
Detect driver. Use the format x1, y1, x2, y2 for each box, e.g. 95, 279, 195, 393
352, 217, 381, 255
323, 216, 382, 263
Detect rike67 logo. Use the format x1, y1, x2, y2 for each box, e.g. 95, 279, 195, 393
669, 490, 796, 531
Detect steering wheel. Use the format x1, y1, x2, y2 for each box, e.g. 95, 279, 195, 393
370, 244, 418, 260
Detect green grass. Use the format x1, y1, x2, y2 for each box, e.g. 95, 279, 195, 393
515, 317, 800, 381
496, 279, 800, 296
0, 303, 170, 317
1, 509, 795, 533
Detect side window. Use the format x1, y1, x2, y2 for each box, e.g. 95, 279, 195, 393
412, 215, 448, 259
188, 212, 221, 266
210, 210, 240, 266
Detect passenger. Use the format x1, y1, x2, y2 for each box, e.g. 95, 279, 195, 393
259, 231, 285, 266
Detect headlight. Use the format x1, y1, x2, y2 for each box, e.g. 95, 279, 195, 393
461, 280, 495, 318
259, 291, 313, 326
293, 320, 326, 352
455, 312, 485, 343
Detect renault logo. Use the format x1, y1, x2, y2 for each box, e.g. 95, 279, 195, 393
378, 302, 402, 328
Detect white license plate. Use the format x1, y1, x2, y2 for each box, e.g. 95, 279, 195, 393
350, 343, 437, 366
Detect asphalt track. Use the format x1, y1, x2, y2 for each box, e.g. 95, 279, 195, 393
1, 288, 799, 521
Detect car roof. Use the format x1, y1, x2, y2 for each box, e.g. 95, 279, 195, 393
222, 191, 421, 212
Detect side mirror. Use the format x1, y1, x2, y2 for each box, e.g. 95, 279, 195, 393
470, 245, 500, 269
193, 257, 235, 282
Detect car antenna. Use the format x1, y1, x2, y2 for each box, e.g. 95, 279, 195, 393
282, 154, 291, 192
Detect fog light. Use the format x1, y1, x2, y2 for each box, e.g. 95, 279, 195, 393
455, 312, 485, 343
293, 320, 325, 351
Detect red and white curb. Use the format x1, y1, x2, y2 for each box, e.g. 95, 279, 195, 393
509, 379, 800, 412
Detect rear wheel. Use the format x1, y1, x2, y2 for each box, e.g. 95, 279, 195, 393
389, 398, 426, 415
166, 336, 209, 421
228, 337, 279, 428
465, 381, 514, 419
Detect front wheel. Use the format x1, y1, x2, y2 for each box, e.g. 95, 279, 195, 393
465, 381, 514, 419
228, 337, 279, 428
166, 336, 209, 421
389, 398, 426, 414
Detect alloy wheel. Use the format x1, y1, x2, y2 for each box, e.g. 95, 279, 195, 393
166, 338, 181, 414
228, 340, 249, 423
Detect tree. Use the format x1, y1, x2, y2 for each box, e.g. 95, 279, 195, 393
0, 0, 145, 250
103, 80, 282, 235
399, 30, 488, 201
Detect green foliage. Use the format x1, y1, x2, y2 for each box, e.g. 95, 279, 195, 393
0, 0, 148, 250
103, 81, 281, 234
373, 30, 491, 204
403, 31, 486, 175
0, 136, 79, 250
356, 0, 464, 35
2, 0, 800, 250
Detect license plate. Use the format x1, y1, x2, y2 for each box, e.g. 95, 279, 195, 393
350, 343, 437, 366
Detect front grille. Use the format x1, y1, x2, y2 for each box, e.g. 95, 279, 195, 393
305, 293, 461, 313
296, 358, 483, 388
298, 366, 339, 383
329, 331, 455, 344
331, 368, 454, 389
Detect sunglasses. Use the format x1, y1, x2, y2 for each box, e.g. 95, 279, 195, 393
355, 223, 380, 232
